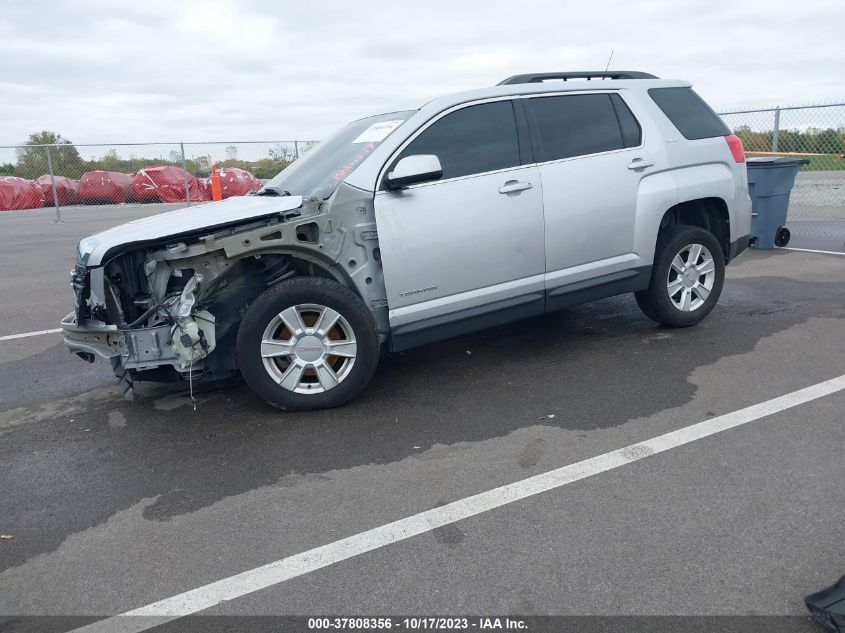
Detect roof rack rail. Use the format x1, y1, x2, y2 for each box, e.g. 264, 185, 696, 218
497, 71, 658, 85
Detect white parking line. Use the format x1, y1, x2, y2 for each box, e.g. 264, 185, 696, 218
71, 373, 845, 633
0, 328, 62, 342
781, 246, 845, 256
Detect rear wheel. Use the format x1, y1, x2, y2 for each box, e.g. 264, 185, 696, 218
236, 277, 380, 410
635, 225, 725, 327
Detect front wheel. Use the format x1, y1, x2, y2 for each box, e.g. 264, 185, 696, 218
635, 225, 725, 327
236, 277, 380, 410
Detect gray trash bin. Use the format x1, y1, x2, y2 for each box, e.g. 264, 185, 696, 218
746, 156, 809, 249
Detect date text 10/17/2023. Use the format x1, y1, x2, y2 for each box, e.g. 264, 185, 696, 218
307, 617, 528, 630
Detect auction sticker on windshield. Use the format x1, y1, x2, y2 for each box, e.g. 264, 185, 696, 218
352, 120, 404, 144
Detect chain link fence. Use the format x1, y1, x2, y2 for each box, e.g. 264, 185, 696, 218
0, 140, 318, 217
2, 102, 843, 250
718, 103, 845, 250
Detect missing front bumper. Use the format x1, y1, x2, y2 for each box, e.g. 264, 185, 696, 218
61, 312, 123, 360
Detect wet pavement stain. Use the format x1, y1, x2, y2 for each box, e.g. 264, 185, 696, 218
1, 274, 843, 571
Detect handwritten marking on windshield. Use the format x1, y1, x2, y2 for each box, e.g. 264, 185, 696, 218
333, 142, 377, 182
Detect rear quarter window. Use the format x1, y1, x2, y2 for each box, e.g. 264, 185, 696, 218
648, 87, 730, 140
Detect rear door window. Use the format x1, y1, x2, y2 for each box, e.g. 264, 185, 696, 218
397, 100, 520, 180
528, 94, 627, 161
648, 87, 730, 140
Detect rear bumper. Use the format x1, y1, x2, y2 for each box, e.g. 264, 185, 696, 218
61, 312, 123, 359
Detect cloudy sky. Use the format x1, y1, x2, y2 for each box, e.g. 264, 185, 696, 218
1, 0, 843, 145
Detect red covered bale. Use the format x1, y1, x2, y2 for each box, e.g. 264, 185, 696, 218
131, 166, 210, 203
78, 171, 133, 204
217, 168, 261, 198
36, 175, 80, 206
0, 177, 44, 211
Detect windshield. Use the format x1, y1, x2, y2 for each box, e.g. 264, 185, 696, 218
261, 111, 415, 199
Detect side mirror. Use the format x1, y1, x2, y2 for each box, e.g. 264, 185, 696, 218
386, 155, 443, 189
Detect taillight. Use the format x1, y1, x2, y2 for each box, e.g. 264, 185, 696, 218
725, 134, 745, 163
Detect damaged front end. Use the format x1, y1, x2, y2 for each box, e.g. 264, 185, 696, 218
61, 185, 389, 402
63, 246, 245, 400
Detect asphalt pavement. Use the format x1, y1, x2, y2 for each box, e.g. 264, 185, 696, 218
0, 203, 843, 632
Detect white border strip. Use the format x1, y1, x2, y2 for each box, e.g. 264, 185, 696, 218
781, 246, 845, 256
0, 328, 62, 342
71, 374, 845, 633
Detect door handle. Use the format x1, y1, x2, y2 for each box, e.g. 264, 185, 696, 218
498, 180, 533, 194
627, 158, 654, 170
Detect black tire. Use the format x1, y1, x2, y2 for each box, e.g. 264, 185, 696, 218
775, 226, 791, 248
635, 225, 725, 327
236, 277, 380, 411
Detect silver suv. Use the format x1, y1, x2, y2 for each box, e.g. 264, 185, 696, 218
62, 71, 752, 410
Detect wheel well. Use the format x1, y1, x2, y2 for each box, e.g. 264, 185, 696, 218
230, 252, 341, 284
659, 198, 730, 258
284, 255, 338, 281
247, 252, 360, 297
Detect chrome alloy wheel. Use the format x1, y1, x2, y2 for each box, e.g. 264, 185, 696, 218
667, 243, 716, 312
260, 304, 357, 394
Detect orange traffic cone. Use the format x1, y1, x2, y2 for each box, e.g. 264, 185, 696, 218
210, 165, 223, 201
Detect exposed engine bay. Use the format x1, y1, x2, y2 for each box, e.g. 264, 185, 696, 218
62, 184, 389, 400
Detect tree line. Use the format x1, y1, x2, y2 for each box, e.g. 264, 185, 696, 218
6, 127, 840, 181
733, 125, 845, 155
1, 131, 301, 180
